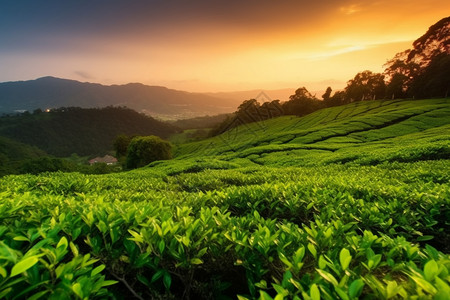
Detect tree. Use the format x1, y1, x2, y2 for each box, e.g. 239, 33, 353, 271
282, 87, 323, 116
260, 100, 284, 119
113, 134, 131, 158
235, 99, 262, 123
408, 53, 450, 98
126, 136, 172, 169
19, 157, 76, 174
345, 71, 386, 101
386, 73, 409, 99
384, 16, 450, 98
322, 87, 333, 106
327, 91, 347, 107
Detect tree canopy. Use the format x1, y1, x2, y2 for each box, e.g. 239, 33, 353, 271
384, 16, 450, 98
126, 136, 172, 169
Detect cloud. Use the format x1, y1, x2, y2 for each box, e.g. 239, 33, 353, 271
74, 71, 94, 80
340, 4, 362, 15
307, 45, 366, 60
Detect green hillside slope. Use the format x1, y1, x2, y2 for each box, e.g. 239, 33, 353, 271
174, 98, 449, 166
0, 99, 449, 299
0, 106, 179, 156
0, 136, 46, 176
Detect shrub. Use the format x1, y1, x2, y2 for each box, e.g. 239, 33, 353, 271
126, 136, 172, 169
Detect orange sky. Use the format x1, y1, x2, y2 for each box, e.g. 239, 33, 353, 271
0, 1, 449, 93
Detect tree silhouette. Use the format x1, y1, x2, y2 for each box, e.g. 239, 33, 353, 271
345, 71, 386, 101
282, 87, 323, 116
322, 87, 333, 106
384, 16, 450, 98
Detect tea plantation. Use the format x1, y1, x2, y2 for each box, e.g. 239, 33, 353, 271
0, 99, 449, 299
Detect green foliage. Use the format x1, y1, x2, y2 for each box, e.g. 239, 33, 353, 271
0, 106, 178, 157
19, 157, 77, 174
0, 136, 46, 177
113, 134, 131, 159
126, 135, 172, 169
345, 70, 386, 101
0, 98, 448, 298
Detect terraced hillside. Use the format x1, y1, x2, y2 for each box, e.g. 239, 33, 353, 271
0, 99, 449, 299
175, 98, 449, 166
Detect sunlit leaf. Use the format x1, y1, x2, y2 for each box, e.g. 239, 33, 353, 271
10, 256, 39, 277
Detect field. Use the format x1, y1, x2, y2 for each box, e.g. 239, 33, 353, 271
0, 99, 449, 299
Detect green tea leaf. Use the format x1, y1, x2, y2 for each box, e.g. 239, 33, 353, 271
70, 242, 79, 257
386, 280, 398, 299
308, 243, 317, 259
28, 290, 49, 300
316, 269, 338, 286
163, 271, 172, 290
335, 286, 349, 300
151, 270, 164, 283
101, 280, 118, 287
72, 282, 83, 298
318, 255, 327, 269
158, 240, 165, 254
348, 279, 364, 298
191, 258, 203, 265
310, 283, 320, 300
10, 256, 39, 277
417, 235, 434, 241
0, 288, 12, 299
339, 248, 352, 271
0, 266, 7, 278
13, 236, 29, 242
259, 290, 273, 300
423, 259, 439, 281
57, 236, 68, 250
91, 264, 105, 277
410, 276, 437, 294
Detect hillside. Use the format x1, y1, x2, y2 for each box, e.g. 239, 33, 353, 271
0, 77, 238, 118
174, 98, 450, 166
0, 136, 47, 176
0, 106, 179, 157
0, 99, 449, 299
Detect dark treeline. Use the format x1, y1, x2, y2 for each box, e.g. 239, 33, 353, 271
213, 16, 449, 135
0, 106, 179, 157
170, 113, 231, 130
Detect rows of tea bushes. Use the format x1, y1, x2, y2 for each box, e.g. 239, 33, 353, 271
175, 99, 450, 167
1, 160, 449, 299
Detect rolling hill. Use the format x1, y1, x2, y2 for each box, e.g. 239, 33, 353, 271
0, 106, 179, 157
0, 76, 238, 119
0, 98, 449, 299
0, 136, 47, 176
173, 98, 450, 166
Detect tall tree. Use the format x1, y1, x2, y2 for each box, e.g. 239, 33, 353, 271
113, 134, 131, 158
384, 16, 450, 98
409, 53, 450, 98
345, 71, 386, 101
282, 87, 323, 116
322, 87, 333, 106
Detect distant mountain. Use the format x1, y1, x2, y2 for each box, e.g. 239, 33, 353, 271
207, 88, 297, 103
0, 106, 179, 156
0, 77, 239, 119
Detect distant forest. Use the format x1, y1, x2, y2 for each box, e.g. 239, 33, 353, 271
0, 106, 179, 157
0, 106, 182, 176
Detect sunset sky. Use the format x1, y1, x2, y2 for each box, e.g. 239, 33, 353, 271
1, 1, 449, 93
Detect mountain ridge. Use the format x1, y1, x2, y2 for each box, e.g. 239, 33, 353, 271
0, 76, 240, 119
